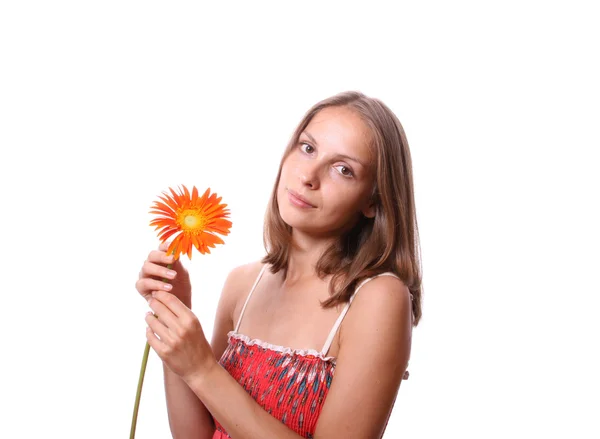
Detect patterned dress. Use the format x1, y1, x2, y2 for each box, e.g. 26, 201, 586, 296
211, 265, 411, 438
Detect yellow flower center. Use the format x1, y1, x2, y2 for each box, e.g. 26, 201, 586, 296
177, 209, 207, 233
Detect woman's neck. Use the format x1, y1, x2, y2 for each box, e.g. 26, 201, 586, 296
284, 230, 335, 285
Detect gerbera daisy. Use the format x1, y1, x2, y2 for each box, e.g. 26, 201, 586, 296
149, 185, 232, 260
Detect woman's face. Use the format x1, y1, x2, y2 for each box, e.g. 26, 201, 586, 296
277, 106, 377, 237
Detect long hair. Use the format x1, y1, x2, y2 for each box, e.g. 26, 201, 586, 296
262, 91, 422, 325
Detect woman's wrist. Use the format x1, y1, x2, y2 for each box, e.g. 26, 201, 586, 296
183, 356, 219, 390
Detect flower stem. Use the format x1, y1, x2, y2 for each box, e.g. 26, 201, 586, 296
130, 261, 173, 438
129, 341, 151, 439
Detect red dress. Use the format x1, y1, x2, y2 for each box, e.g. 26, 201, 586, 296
211, 265, 411, 438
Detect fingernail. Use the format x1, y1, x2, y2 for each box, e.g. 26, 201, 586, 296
166, 270, 176, 279
163, 283, 172, 291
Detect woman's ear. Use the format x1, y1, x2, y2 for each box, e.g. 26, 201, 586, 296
361, 201, 377, 218
362, 183, 378, 218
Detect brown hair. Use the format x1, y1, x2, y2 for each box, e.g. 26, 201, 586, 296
262, 91, 422, 325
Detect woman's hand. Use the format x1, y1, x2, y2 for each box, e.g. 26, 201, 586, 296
136, 242, 192, 308
145, 290, 216, 382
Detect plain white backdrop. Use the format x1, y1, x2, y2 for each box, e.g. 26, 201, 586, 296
1, 1, 598, 438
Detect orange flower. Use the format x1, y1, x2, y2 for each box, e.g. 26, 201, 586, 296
149, 185, 232, 260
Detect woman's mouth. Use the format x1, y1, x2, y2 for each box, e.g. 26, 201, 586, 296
287, 189, 316, 208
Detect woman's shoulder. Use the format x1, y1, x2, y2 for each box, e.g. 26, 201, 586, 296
220, 260, 266, 305
340, 274, 412, 343
215, 260, 265, 326
352, 273, 411, 313
226, 260, 265, 287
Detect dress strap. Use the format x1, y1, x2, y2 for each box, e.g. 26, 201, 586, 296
320, 272, 411, 356
234, 264, 268, 332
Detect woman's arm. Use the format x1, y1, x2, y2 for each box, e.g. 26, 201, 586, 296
180, 275, 412, 439
313, 275, 412, 438
162, 263, 253, 439
163, 366, 215, 439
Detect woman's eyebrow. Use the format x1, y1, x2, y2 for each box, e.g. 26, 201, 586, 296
301, 130, 367, 167
301, 130, 319, 147
335, 153, 367, 168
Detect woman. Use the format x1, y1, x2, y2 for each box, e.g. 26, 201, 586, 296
136, 90, 422, 438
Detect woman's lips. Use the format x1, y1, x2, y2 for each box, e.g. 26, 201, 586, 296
287, 189, 316, 208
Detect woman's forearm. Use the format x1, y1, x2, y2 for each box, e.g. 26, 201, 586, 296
185, 362, 304, 439
164, 363, 215, 439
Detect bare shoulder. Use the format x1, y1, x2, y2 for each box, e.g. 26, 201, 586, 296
340, 274, 412, 347
223, 260, 265, 295
210, 260, 265, 356
315, 275, 413, 437
218, 260, 266, 316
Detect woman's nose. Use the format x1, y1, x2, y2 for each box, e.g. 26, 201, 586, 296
299, 163, 320, 189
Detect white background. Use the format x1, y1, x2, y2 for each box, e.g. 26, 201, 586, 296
1, 1, 599, 438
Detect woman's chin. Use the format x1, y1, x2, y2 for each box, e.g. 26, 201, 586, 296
281, 216, 313, 231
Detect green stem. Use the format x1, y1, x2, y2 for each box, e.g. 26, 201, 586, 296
130, 261, 174, 439
129, 342, 151, 439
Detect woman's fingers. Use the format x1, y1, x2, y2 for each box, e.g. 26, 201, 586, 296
151, 290, 191, 319
140, 259, 177, 280
135, 249, 176, 299
145, 311, 174, 346
146, 292, 198, 357
146, 325, 165, 353
148, 249, 175, 266
148, 294, 180, 331
135, 245, 191, 305
135, 278, 173, 299
135, 262, 176, 299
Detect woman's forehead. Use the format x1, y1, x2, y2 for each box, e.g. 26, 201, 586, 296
303, 107, 374, 163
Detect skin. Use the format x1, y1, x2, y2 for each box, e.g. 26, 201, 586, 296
277, 105, 377, 240
136, 106, 413, 439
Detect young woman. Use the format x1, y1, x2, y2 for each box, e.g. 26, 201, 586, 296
136, 90, 422, 439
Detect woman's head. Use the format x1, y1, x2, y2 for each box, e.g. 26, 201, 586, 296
263, 91, 422, 325
276, 105, 377, 237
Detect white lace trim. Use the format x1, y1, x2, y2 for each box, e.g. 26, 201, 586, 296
228, 331, 337, 362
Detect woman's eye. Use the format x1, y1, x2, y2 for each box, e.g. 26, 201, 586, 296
300, 142, 314, 154
334, 165, 353, 177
